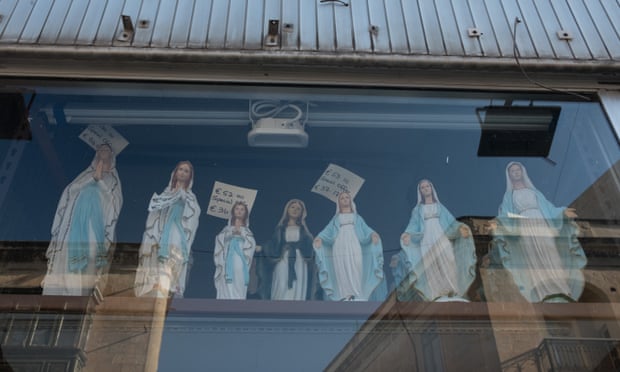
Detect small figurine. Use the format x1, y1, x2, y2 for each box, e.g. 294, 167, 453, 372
392, 179, 476, 301
134, 161, 201, 298
313, 191, 387, 301
214, 201, 256, 299
43, 144, 123, 296
488, 162, 586, 302
257, 199, 315, 300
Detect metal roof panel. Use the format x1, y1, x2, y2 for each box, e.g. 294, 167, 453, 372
0, 0, 617, 63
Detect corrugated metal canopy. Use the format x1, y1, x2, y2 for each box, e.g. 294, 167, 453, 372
0, 0, 618, 61
0, 0, 619, 89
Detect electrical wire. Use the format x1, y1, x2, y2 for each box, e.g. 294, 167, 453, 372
250, 100, 304, 127
319, 0, 349, 6
511, 17, 590, 102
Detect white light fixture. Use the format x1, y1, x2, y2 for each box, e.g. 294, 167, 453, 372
247, 117, 308, 148
248, 101, 309, 147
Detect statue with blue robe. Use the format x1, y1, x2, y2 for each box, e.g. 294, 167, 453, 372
214, 201, 256, 299
488, 162, 586, 303
134, 161, 200, 298
392, 179, 476, 301
43, 144, 123, 296
257, 199, 316, 300
313, 192, 387, 301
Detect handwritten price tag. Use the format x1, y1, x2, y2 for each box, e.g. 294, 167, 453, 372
79, 125, 129, 154
206, 181, 257, 219
311, 163, 364, 202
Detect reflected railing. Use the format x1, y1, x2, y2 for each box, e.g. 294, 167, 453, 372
0, 298, 92, 371
501, 337, 620, 372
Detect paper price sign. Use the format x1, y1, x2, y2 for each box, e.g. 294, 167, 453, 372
207, 181, 257, 220
311, 164, 364, 202
79, 125, 129, 155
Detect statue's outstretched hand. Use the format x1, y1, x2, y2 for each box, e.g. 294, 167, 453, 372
564, 208, 578, 219
485, 220, 497, 234
459, 225, 471, 238
401, 233, 411, 246
371, 232, 380, 245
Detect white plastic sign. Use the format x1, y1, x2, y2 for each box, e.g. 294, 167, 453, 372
311, 163, 364, 202
207, 181, 257, 219
79, 125, 129, 155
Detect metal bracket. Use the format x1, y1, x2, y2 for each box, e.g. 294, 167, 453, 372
117, 15, 135, 42
265, 19, 280, 47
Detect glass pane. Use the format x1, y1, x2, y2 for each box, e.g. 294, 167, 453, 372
0, 81, 619, 371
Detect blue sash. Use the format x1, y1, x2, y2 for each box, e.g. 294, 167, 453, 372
67, 183, 105, 272
158, 201, 188, 262
225, 236, 249, 285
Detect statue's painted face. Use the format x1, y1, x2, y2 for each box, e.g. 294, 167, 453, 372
419, 180, 433, 199
338, 192, 351, 210
233, 203, 248, 221
175, 162, 192, 184
508, 164, 523, 183
287, 202, 302, 221
96, 144, 113, 161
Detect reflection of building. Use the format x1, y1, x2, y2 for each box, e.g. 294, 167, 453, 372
325, 297, 620, 371
328, 240, 620, 370
502, 337, 620, 371
572, 161, 620, 222
2, 204, 620, 371
325, 163, 620, 371
0, 242, 141, 371
1, 297, 91, 371
325, 298, 502, 371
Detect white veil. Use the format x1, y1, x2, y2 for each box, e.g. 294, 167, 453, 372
505, 161, 536, 193
416, 179, 440, 205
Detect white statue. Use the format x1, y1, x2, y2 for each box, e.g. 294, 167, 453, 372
313, 192, 387, 301
489, 162, 586, 302
43, 144, 123, 296
214, 202, 256, 299
393, 179, 476, 301
258, 199, 315, 300
134, 161, 201, 298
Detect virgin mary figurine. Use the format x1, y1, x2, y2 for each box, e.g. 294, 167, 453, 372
313, 191, 387, 301
257, 199, 315, 300
489, 162, 586, 303
392, 179, 476, 301
43, 144, 123, 296
134, 161, 201, 298
214, 201, 256, 299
